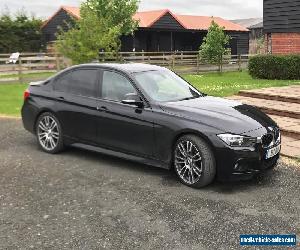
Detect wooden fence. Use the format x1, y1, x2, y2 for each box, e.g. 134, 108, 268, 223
0, 51, 252, 83
0, 53, 68, 83
100, 51, 252, 74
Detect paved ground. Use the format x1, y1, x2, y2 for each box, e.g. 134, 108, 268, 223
269, 115, 300, 136
0, 118, 300, 249
281, 137, 300, 160
239, 85, 300, 103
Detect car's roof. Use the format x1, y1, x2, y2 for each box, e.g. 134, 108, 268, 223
71, 63, 164, 73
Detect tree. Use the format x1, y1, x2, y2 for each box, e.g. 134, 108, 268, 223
0, 10, 43, 53
56, 0, 139, 64
199, 20, 230, 72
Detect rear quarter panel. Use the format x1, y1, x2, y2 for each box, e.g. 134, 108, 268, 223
21, 85, 57, 134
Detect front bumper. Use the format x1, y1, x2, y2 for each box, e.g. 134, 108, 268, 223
213, 138, 281, 182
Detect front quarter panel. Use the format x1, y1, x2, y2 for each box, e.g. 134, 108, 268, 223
150, 104, 223, 166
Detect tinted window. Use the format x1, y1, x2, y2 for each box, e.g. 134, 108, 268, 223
102, 71, 137, 102
54, 69, 98, 97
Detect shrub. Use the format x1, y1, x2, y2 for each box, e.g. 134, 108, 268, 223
0, 11, 43, 53
248, 55, 300, 80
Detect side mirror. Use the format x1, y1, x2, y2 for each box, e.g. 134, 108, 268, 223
121, 93, 144, 109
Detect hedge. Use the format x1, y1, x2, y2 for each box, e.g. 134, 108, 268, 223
248, 55, 300, 80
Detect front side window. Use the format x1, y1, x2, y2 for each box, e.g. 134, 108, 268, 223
102, 71, 137, 102
54, 69, 98, 97
133, 69, 201, 102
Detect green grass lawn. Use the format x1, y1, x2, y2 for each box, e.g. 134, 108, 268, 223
0, 71, 55, 80
0, 71, 300, 117
184, 71, 300, 97
0, 72, 56, 117
0, 84, 28, 116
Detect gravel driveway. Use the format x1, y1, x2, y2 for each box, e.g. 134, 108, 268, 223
0, 118, 299, 249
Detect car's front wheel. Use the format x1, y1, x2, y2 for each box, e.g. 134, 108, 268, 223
36, 112, 64, 154
174, 135, 216, 188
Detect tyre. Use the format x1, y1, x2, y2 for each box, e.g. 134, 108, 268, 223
174, 135, 216, 188
36, 112, 65, 154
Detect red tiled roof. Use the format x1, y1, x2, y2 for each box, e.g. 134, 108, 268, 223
176, 15, 248, 31
43, 6, 248, 32
62, 6, 80, 19
133, 9, 167, 27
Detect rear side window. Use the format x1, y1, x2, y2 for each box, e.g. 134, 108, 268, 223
54, 69, 98, 97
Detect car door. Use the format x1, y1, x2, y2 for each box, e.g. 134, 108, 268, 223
53, 67, 100, 143
95, 69, 154, 157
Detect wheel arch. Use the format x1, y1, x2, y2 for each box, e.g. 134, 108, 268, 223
33, 108, 59, 133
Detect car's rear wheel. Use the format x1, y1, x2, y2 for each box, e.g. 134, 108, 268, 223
174, 135, 216, 188
36, 112, 64, 154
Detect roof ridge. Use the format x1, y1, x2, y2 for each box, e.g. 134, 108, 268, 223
176, 13, 216, 17
137, 9, 169, 13
61, 5, 78, 8
231, 17, 263, 21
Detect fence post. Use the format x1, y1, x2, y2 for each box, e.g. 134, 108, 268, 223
172, 53, 175, 70
197, 54, 200, 74
116, 51, 120, 62
219, 55, 223, 73
18, 57, 23, 84
238, 54, 242, 71
55, 54, 61, 72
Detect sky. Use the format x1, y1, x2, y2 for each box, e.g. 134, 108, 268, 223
0, 0, 263, 20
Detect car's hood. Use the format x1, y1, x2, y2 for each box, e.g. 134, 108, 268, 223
159, 96, 277, 135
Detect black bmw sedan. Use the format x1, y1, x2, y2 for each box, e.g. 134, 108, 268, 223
22, 63, 281, 188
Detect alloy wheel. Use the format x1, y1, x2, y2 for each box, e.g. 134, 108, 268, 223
37, 115, 59, 151
175, 140, 203, 185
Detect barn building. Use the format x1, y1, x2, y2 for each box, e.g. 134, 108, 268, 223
264, 0, 300, 54
231, 18, 264, 54
42, 6, 249, 54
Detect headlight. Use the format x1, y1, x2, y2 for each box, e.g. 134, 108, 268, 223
217, 134, 258, 148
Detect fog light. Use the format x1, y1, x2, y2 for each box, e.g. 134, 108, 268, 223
233, 159, 251, 172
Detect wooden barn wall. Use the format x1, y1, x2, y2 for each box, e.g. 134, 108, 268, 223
264, 0, 300, 33
121, 30, 249, 54
151, 13, 185, 30
227, 32, 250, 55
42, 9, 76, 43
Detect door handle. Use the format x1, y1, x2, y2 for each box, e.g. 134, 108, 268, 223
97, 106, 108, 112
58, 96, 65, 100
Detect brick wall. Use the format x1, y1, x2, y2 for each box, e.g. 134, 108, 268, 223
267, 33, 300, 54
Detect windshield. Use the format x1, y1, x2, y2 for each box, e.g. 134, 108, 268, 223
133, 70, 202, 102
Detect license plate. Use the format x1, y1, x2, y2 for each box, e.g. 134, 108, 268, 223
265, 144, 281, 159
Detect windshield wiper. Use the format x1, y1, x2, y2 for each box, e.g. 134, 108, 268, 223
178, 96, 199, 101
